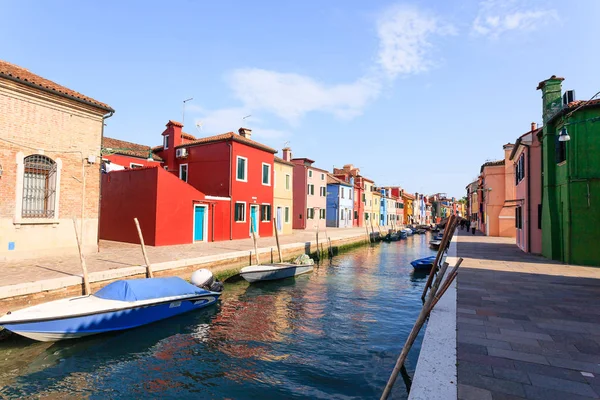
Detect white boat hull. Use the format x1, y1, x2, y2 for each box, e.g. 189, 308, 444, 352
240, 263, 314, 283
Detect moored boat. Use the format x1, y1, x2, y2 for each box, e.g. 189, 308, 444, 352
410, 256, 437, 270
429, 240, 441, 250
0, 270, 222, 342
240, 254, 315, 283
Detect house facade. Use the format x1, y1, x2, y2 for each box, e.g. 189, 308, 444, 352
332, 164, 366, 227
402, 193, 415, 224
273, 156, 294, 235
155, 123, 276, 240
326, 174, 353, 228
466, 181, 479, 224
0, 60, 113, 260
379, 188, 389, 227
289, 150, 327, 230
510, 123, 543, 254
537, 76, 600, 265
371, 190, 382, 227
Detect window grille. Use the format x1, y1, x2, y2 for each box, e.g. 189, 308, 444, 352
22, 154, 57, 218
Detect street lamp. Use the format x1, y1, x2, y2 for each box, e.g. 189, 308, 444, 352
558, 127, 571, 142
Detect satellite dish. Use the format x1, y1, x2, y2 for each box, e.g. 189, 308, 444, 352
195, 121, 204, 132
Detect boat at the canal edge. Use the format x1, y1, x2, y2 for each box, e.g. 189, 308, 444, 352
0, 270, 223, 342
240, 255, 315, 283
410, 255, 437, 270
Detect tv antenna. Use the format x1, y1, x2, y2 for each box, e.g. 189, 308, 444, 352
243, 114, 252, 120
182, 97, 193, 126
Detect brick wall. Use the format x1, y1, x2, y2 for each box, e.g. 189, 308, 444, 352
0, 79, 109, 260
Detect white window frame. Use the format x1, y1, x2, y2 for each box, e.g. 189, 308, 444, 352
130, 162, 143, 169
260, 203, 271, 222
236, 156, 248, 182
320, 186, 326, 197
235, 201, 247, 223
308, 184, 314, 196
179, 163, 188, 182
192, 204, 209, 242
285, 174, 291, 191
261, 162, 271, 186
163, 135, 169, 149
284, 206, 290, 223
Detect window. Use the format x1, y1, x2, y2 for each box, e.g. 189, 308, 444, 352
163, 166, 168, 171
555, 135, 566, 164
285, 206, 290, 223
308, 170, 313, 178
515, 206, 523, 229
341, 187, 344, 199
235, 202, 246, 222
321, 173, 325, 180
362, 193, 366, 203
354, 210, 358, 220
515, 154, 525, 184
236, 156, 247, 181
307, 208, 315, 219
285, 174, 291, 190
262, 163, 271, 186
320, 186, 326, 197
130, 163, 143, 169
320, 209, 326, 219
163, 135, 169, 149
179, 164, 188, 182
260, 204, 271, 221
308, 184, 315, 195
537, 204, 542, 229
365, 212, 369, 221
22, 154, 57, 219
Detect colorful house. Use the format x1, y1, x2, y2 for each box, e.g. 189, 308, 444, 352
332, 164, 365, 227
273, 155, 294, 235
154, 123, 276, 240
509, 123, 543, 254
536, 76, 600, 265
102, 137, 162, 171
326, 174, 353, 228
379, 188, 389, 227
288, 149, 327, 230
466, 181, 478, 224
0, 60, 113, 260
402, 193, 415, 224
362, 178, 376, 226
371, 190, 382, 228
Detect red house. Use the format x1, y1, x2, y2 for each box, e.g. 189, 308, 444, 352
155, 121, 276, 240
102, 137, 163, 171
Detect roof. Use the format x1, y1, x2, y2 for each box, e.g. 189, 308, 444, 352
103, 137, 163, 161
327, 174, 352, 186
168, 120, 184, 127
0, 60, 113, 111
545, 97, 600, 125
480, 159, 505, 173
176, 132, 277, 153
274, 156, 294, 166
509, 127, 542, 160
181, 132, 196, 140
536, 75, 564, 90
291, 157, 316, 164
403, 193, 415, 200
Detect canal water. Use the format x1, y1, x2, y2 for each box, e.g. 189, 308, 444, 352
0, 233, 436, 399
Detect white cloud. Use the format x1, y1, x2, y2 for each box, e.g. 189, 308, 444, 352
227, 69, 381, 124
376, 5, 456, 78
472, 0, 559, 38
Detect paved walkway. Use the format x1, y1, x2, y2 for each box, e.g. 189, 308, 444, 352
455, 229, 600, 400
1, 227, 368, 287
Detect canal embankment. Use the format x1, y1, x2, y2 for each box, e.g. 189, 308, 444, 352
0, 227, 372, 315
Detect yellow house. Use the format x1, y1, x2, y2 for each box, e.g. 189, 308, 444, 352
402, 193, 415, 224
362, 178, 375, 226
274, 156, 294, 235
372, 191, 382, 227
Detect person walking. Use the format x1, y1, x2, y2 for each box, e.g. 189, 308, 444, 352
471, 219, 476, 235
465, 219, 470, 233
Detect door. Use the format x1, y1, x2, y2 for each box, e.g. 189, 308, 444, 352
277, 207, 283, 232
250, 205, 259, 237
194, 206, 205, 241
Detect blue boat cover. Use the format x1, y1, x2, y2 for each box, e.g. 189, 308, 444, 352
94, 277, 209, 302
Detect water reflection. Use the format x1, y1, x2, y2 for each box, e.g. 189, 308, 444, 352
0, 234, 435, 400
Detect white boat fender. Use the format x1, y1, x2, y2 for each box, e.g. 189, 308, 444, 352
191, 269, 223, 292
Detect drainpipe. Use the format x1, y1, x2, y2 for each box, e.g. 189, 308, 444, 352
227, 142, 233, 240
97, 110, 115, 250
212, 203, 215, 242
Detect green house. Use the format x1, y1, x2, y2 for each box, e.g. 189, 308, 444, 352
537, 76, 600, 266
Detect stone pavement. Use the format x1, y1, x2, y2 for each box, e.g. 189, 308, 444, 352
1, 227, 367, 287
455, 228, 600, 400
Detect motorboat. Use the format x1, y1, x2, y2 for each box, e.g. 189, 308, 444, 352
415, 229, 426, 234
434, 233, 444, 241
383, 232, 401, 242
0, 270, 223, 342
240, 254, 314, 283
410, 256, 437, 270
429, 240, 442, 250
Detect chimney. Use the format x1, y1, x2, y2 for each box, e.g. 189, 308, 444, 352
282, 147, 292, 161
531, 122, 537, 132
537, 75, 564, 123
165, 120, 184, 148
238, 127, 252, 139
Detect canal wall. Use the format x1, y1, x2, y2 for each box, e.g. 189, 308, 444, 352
0, 231, 371, 316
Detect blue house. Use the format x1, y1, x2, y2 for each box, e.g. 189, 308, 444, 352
326, 175, 354, 228
379, 188, 389, 226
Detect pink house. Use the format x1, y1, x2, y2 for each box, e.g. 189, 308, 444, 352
510, 123, 543, 254
284, 148, 327, 230
479, 143, 516, 237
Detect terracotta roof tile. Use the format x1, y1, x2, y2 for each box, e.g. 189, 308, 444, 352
181, 132, 196, 140
326, 174, 351, 185
168, 120, 184, 127
480, 159, 505, 173
176, 132, 277, 153
274, 156, 294, 166
103, 137, 163, 161
0, 60, 113, 111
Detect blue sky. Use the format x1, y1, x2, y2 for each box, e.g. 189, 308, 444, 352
3, 0, 600, 198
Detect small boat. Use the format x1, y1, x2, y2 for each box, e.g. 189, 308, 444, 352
415, 229, 426, 234
429, 240, 442, 250
410, 256, 437, 270
399, 231, 408, 239
384, 232, 401, 242
434, 233, 444, 241
240, 254, 314, 283
0, 270, 223, 342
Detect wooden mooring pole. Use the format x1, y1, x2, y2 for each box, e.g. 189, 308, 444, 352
251, 216, 260, 265
73, 217, 91, 295
273, 217, 283, 262
134, 218, 154, 278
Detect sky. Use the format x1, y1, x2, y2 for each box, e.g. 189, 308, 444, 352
2, 0, 600, 198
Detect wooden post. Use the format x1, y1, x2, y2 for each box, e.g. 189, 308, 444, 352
134, 218, 154, 278
421, 215, 456, 300
366, 226, 371, 243
273, 217, 283, 263
328, 237, 333, 257
251, 215, 260, 265
73, 217, 91, 295
271, 248, 273, 263
316, 222, 320, 260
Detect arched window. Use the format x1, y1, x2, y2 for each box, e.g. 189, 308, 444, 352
22, 154, 57, 218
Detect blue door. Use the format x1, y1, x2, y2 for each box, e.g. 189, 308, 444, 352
251, 206, 258, 235
194, 206, 205, 241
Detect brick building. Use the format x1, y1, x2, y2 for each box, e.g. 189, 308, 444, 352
0, 60, 114, 260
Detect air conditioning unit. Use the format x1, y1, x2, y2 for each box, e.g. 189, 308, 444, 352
563, 90, 575, 107
176, 148, 188, 158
